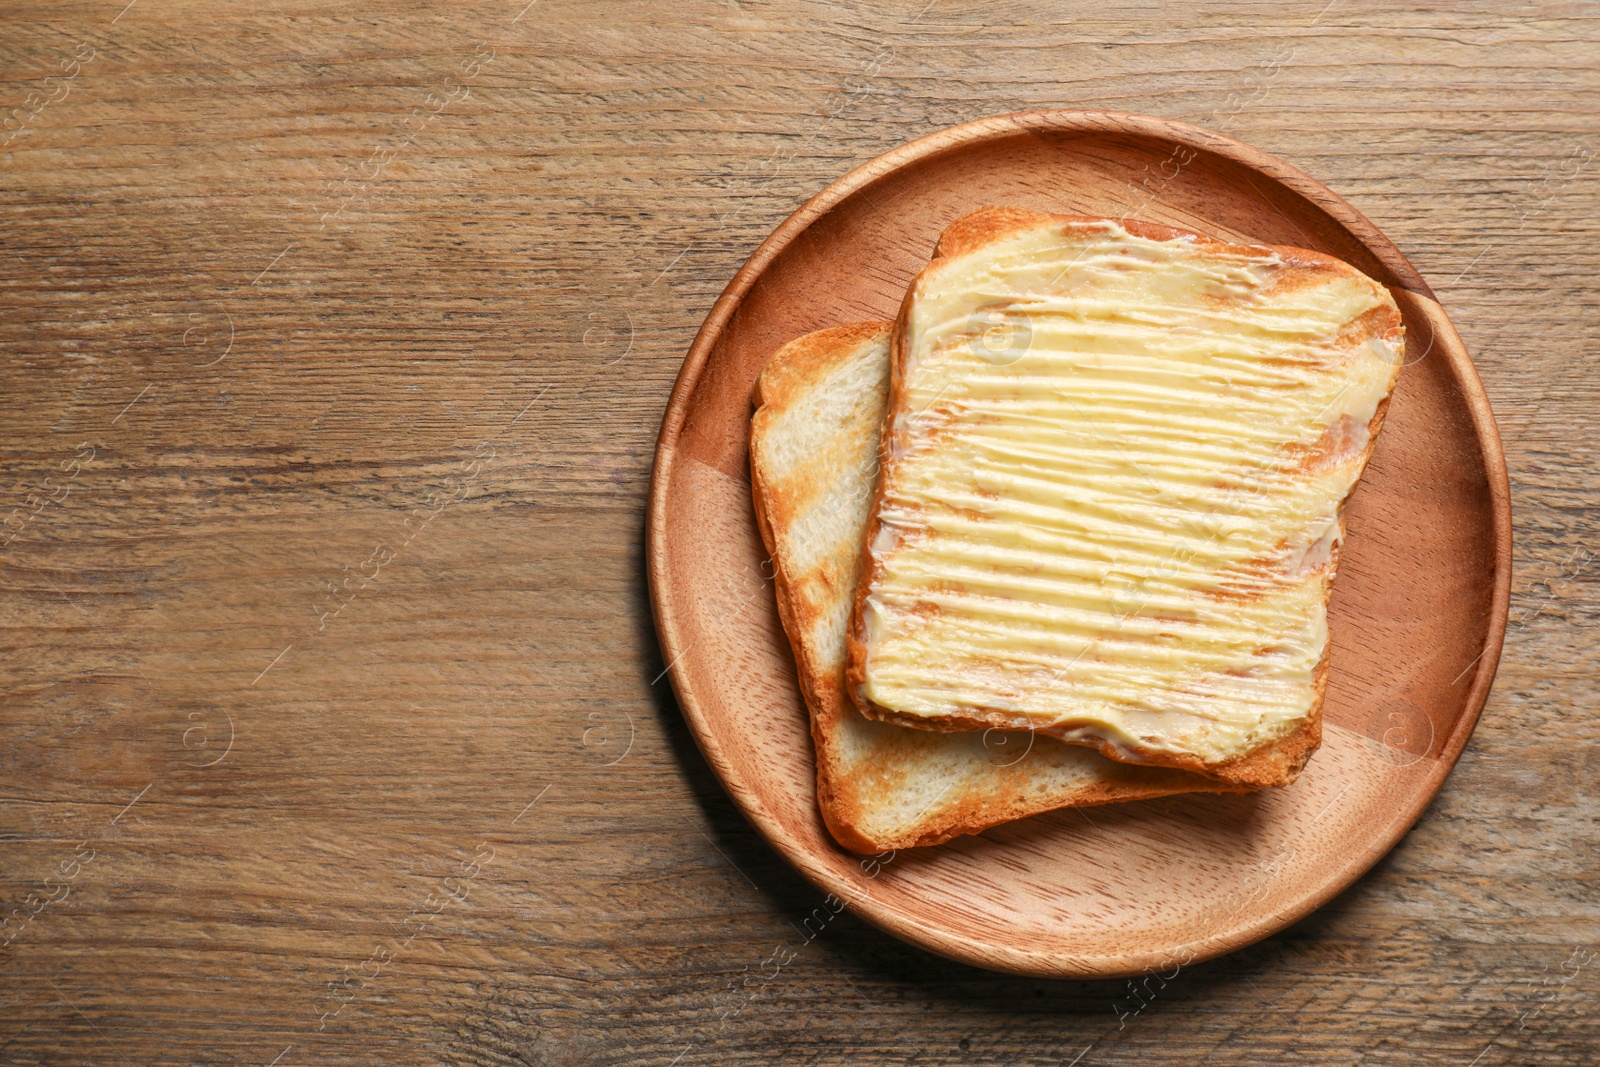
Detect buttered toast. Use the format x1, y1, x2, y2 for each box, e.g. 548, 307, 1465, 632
846, 209, 1405, 789
750, 322, 1241, 853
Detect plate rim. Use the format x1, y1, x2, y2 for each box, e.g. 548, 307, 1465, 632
646, 109, 1513, 977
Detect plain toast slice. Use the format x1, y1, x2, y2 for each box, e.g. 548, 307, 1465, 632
750, 322, 1241, 853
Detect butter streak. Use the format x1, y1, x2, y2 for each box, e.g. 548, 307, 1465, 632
859, 220, 1402, 766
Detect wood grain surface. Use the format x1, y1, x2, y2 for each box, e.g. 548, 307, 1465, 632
0, 1, 1594, 1063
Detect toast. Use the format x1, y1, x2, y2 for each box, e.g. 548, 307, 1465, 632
750, 322, 1241, 854
846, 209, 1405, 789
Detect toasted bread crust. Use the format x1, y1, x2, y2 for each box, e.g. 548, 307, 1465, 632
752, 321, 1243, 852
754, 321, 890, 411
751, 323, 892, 852
845, 207, 1404, 789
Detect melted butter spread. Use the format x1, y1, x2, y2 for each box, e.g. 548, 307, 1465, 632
859, 220, 1403, 765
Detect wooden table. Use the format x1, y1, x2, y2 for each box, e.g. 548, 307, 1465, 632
1, 1, 1594, 1063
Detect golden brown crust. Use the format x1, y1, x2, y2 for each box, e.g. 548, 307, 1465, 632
752, 323, 914, 852
751, 325, 889, 849
845, 207, 1405, 790
895, 756, 1251, 849
932, 206, 1390, 285
754, 320, 891, 412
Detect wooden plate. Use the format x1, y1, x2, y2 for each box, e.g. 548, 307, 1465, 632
646, 111, 1511, 978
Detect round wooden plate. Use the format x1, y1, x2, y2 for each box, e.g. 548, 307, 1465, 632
646, 111, 1511, 979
